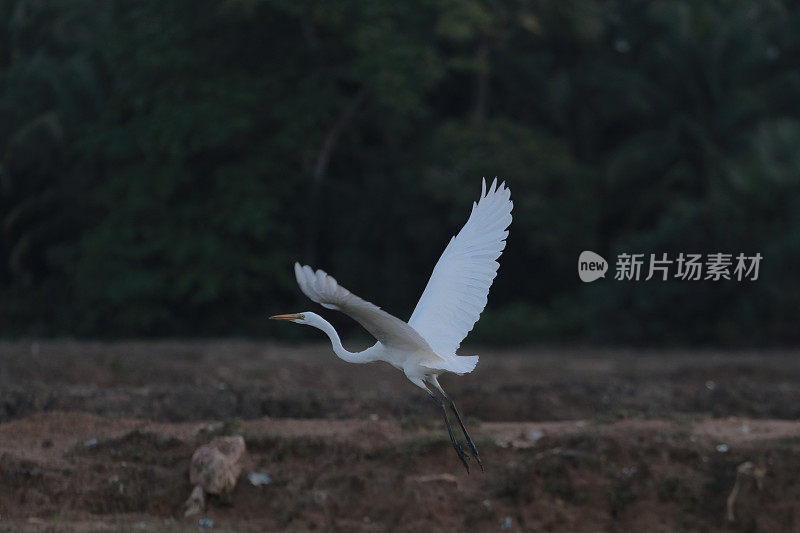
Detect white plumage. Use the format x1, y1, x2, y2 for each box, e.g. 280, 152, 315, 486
409, 178, 513, 358
293, 262, 435, 353
271, 178, 512, 472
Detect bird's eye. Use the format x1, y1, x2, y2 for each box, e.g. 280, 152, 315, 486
297, 314, 305, 320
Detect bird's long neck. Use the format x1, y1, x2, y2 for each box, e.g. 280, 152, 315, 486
312, 317, 373, 364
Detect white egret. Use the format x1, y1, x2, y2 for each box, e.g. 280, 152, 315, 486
271, 178, 512, 472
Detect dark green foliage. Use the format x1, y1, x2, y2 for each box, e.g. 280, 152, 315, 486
1, 0, 798, 344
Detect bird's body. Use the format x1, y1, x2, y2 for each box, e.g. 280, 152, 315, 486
271, 178, 513, 472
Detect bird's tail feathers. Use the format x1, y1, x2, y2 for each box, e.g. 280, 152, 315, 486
428, 355, 479, 375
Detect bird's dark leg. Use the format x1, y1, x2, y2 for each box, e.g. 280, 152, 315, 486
429, 377, 484, 472
428, 393, 470, 473
448, 399, 483, 472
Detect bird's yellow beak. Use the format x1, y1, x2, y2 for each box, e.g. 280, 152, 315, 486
270, 313, 301, 321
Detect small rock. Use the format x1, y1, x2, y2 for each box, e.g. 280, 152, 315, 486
185, 436, 246, 517
726, 461, 767, 523
622, 465, 638, 477
716, 443, 730, 453
738, 425, 750, 435
705, 380, 716, 391
184, 486, 205, 518
84, 438, 99, 448
526, 429, 545, 443
369, 413, 379, 421
198, 517, 214, 529
190, 436, 246, 495
247, 472, 272, 487
314, 490, 328, 505
501, 516, 513, 530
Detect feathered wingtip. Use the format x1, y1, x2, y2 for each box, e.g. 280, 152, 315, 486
480, 177, 509, 195
476, 177, 512, 216
294, 262, 334, 308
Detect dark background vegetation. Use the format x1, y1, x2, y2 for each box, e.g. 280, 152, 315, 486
1, 0, 799, 345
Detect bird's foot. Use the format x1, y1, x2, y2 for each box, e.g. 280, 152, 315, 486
464, 440, 484, 472
453, 442, 471, 474
472, 450, 484, 472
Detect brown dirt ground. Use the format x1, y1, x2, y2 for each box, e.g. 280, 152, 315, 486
0, 341, 799, 531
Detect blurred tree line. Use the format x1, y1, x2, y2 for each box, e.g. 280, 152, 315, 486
1, 0, 799, 345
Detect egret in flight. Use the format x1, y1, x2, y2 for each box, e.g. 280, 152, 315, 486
271, 179, 512, 472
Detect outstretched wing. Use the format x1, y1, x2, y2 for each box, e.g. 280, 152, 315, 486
408, 178, 512, 356
294, 263, 437, 353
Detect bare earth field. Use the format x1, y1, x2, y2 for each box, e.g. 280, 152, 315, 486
0, 341, 799, 532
